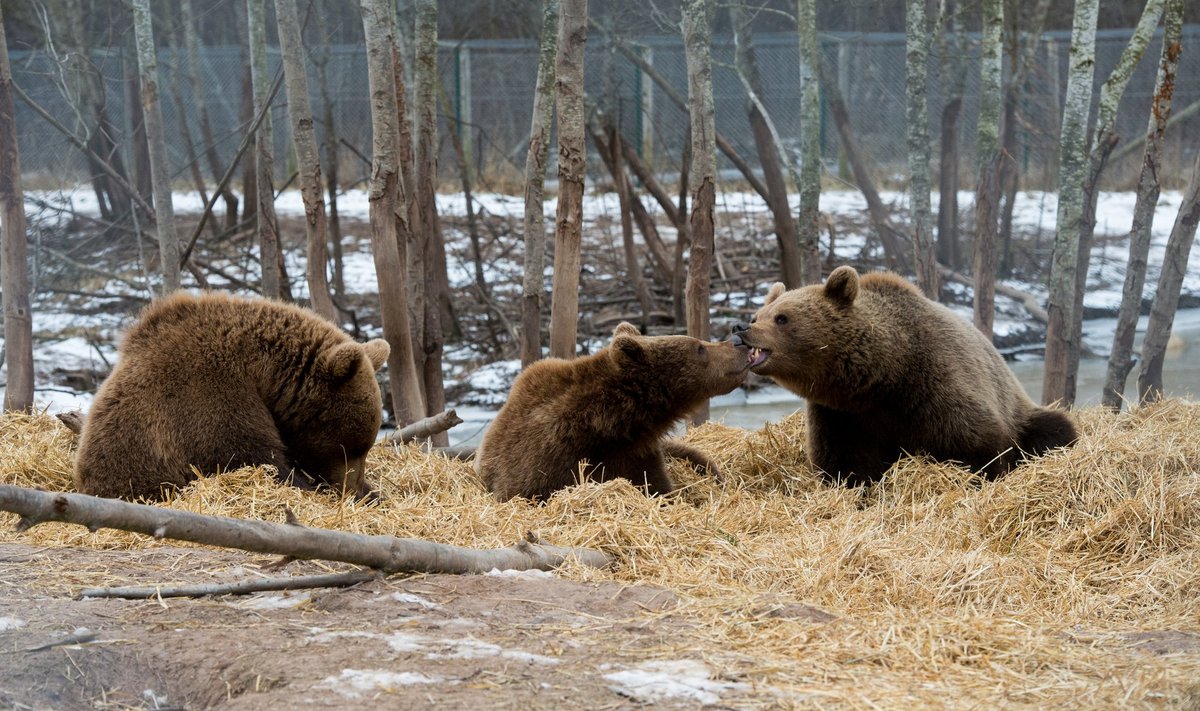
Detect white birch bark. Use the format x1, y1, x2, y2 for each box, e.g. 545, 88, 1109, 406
1041, 0, 1098, 407
520, 0, 559, 368
1103, 0, 1183, 410
796, 0, 822, 285
905, 0, 937, 299
131, 0, 181, 293
971, 0, 1002, 338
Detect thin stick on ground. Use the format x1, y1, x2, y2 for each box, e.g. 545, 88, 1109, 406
77, 568, 379, 600
0, 485, 614, 573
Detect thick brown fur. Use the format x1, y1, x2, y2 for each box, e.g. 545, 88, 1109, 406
474, 323, 749, 501
732, 266, 1077, 486
74, 292, 390, 501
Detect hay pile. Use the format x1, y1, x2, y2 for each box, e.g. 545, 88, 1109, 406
3, 401, 1200, 706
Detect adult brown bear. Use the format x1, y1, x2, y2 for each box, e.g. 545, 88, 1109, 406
475, 323, 749, 501
74, 292, 389, 501
732, 266, 1077, 486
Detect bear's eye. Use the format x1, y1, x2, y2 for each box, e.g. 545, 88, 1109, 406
774, 314, 789, 325
750, 315, 757, 324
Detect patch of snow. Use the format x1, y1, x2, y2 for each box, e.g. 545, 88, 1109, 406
426, 636, 560, 665
483, 568, 554, 579
314, 668, 445, 699
0, 617, 27, 631
142, 689, 169, 707
390, 592, 441, 609
604, 659, 748, 705
234, 592, 310, 610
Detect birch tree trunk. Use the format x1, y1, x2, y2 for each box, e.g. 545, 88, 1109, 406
1103, 0, 1183, 411
274, 0, 335, 320
521, 0, 559, 367
935, 0, 966, 270
413, 0, 448, 443
971, 0, 1003, 339
548, 0, 588, 359
1064, 0, 1164, 402
131, 0, 181, 293
181, 0, 238, 229
731, 3, 801, 289
0, 6, 33, 412
1137, 147, 1200, 405
905, 0, 937, 299
360, 0, 425, 427
1041, 0, 1098, 407
795, 0, 822, 285
682, 0, 715, 425
247, 0, 288, 300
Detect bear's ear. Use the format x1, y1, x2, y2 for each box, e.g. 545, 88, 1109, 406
322, 342, 366, 381
363, 339, 390, 372
824, 266, 860, 305
764, 282, 786, 305
610, 332, 647, 366
613, 321, 640, 338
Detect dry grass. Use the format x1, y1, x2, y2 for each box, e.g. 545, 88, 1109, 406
3, 401, 1200, 707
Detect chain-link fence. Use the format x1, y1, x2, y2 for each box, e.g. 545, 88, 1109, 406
10, 25, 1200, 196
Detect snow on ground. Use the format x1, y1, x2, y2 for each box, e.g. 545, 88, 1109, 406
602, 659, 750, 705
7, 186, 1199, 421
313, 669, 446, 699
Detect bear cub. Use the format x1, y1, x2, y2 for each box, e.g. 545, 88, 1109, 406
732, 266, 1077, 486
475, 322, 749, 501
74, 292, 390, 501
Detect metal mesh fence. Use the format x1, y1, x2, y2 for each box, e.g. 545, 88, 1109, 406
10, 25, 1200, 195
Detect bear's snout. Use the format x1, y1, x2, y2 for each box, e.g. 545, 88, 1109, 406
730, 333, 746, 348
732, 322, 749, 335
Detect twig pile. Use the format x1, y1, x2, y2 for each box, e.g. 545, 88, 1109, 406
2, 401, 1199, 706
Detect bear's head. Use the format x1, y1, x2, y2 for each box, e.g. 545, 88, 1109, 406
731, 266, 866, 395
608, 322, 749, 411
287, 338, 390, 497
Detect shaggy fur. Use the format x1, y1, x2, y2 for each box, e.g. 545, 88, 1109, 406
74, 292, 390, 501
475, 323, 749, 501
732, 266, 1077, 486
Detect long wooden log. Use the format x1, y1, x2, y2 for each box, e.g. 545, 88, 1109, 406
0, 485, 614, 573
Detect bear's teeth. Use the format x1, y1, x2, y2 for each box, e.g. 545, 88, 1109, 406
747, 347, 760, 363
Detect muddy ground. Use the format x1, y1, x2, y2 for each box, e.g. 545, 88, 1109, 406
0, 541, 795, 710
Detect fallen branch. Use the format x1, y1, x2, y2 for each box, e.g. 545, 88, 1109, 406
389, 409, 464, 444
0, 485, 614, 573
939, 265, 1049, 323
77, 569, 379, 600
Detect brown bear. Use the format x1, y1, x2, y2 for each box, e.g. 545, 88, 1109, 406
73, 292, 390, 501
731, 266, 1077, 486
474, 323, 749, 501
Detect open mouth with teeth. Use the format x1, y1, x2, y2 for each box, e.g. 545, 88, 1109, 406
746, 346, 770, 368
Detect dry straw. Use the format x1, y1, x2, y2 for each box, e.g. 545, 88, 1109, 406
3, 401, 1199, 706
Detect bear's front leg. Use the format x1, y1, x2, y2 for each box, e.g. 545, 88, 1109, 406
600, 449, 673, 497
806, 403, 895, 487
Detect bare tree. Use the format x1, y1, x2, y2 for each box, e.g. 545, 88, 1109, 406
360, 0, 425, 426
1, 5, 33, 412
935, 0, 966, 270
1063, 0, 1164, 402
131, 0, 181, 293
548, 0, 589, 359
795, 0, 822, 285
682, 0, 715, 425
247, 0, 288, 300
1137, 147, 1200, 405
905, 0, 938, 299
520, 0, 559, 367
610, 125, 656, 326
181, 0, 238, 230
730, 2, 801, 288
275, 0, 335, 320
971, 0, 1003, 339
413, 0, 448, 444
1041, 0, 1098, 407
1103, 0, 1183, 410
